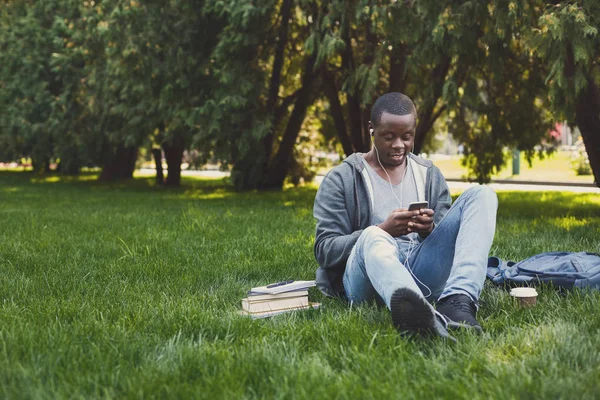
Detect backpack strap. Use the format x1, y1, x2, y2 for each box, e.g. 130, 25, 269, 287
486, 257, 519, 284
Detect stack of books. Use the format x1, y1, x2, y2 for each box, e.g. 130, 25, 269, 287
240, 280, 320, 319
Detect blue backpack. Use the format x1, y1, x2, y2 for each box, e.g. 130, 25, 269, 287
487, 252, 600, 290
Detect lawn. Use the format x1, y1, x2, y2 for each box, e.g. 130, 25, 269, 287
433, 150, 595, 184
1, 171, 599, 399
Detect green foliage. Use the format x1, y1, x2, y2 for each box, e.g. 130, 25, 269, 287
199, 0, 275, 160
523, 1, 600, 185
428, 1, 555, 182
0, 0, 222, 179
530, 1, 600, 119
0, 0, 82, 171
79, 0, 222, 178
1, 0, 598, 186
201, 0, 329, 190
303, 1, 553, 183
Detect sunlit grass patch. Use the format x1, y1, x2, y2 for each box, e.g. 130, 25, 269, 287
29, 171, 100, 184
547, 216, 590, 230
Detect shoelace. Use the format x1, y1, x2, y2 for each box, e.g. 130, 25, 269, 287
446, 299, 477, 314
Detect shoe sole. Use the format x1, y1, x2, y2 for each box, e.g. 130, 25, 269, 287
391, 288, 455, 341
446, 319, 483, 333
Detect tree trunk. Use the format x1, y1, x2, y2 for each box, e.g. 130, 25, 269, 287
413, 55, 451, 154
153, 148, 164, 185
31, 157, 50, 174
346, 94, 368, 152
575, 79, 600, 187
565, 42, 600, 187
361, 106, 372, 150
340, 13, 368, 153
230, 0, 293, 192
262, 54, 318, 189
163, 138, 185, 187
322, 69, 354, 156
261, 88, 315, 189
389, 45, 407, 94
99, 145, 138, 181
31, 135, 52, 174
230, 119, 268, 191
56, 153, 80, 176
261, 0, 292, 167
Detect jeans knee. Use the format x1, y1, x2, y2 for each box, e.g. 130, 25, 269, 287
362, 225, 395, 245
464, 185, 498, 208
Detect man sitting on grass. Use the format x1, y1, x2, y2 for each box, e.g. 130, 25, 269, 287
313, 92, 498, 339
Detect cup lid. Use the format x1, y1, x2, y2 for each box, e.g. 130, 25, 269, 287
510, 287, 538, 297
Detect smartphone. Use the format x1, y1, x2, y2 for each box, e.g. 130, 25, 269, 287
408, 201, 429, 211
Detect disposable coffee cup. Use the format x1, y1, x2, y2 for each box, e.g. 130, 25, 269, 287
510, 287, 538, 306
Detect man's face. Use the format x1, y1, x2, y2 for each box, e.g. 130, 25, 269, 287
372, 111, 416, 168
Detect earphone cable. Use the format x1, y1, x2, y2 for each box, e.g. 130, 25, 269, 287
372, 139, 406, 207
372, 137, 432, 298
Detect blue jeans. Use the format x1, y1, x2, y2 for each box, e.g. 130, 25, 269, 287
343, 186, 498, 309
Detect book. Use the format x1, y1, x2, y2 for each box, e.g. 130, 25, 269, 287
248, 280, 316, 295
247, 290, 308, 301
242, 295, 309, 313
244, 289, 308, 302
240, 302, 321, 319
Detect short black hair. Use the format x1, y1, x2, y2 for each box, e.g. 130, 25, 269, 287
370, 92, 416, 127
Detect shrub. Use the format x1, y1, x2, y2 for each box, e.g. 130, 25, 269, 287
570, 141, 592, 176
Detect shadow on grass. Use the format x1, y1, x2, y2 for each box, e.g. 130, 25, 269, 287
0, 170, 319, 208
2, 170, 598, 216
0, 169, 233, 192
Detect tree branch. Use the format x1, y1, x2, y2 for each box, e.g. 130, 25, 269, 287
273, 89, 301, 127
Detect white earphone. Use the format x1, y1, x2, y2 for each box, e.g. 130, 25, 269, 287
368, 124, 431, 297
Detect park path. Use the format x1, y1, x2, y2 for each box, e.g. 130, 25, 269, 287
139, 169, 600, 194
443, 179, 599, 193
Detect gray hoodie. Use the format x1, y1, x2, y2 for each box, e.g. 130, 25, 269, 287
313, 153, 452, 297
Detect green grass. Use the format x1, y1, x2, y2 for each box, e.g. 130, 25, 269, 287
1, 171, 599, 399
433, 150, 595, 183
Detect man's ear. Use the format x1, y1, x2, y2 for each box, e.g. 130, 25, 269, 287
368, 121, 374, 136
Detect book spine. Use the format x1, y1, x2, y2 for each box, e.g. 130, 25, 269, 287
246, 290, 308, 301
239, 303, 321, 319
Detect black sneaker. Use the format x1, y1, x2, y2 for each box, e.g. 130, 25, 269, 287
391, 288, 456, 342
436, 294, 482, 333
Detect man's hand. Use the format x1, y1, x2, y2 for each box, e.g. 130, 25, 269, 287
377, 208, 421, 237
407, 208, 434, 234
